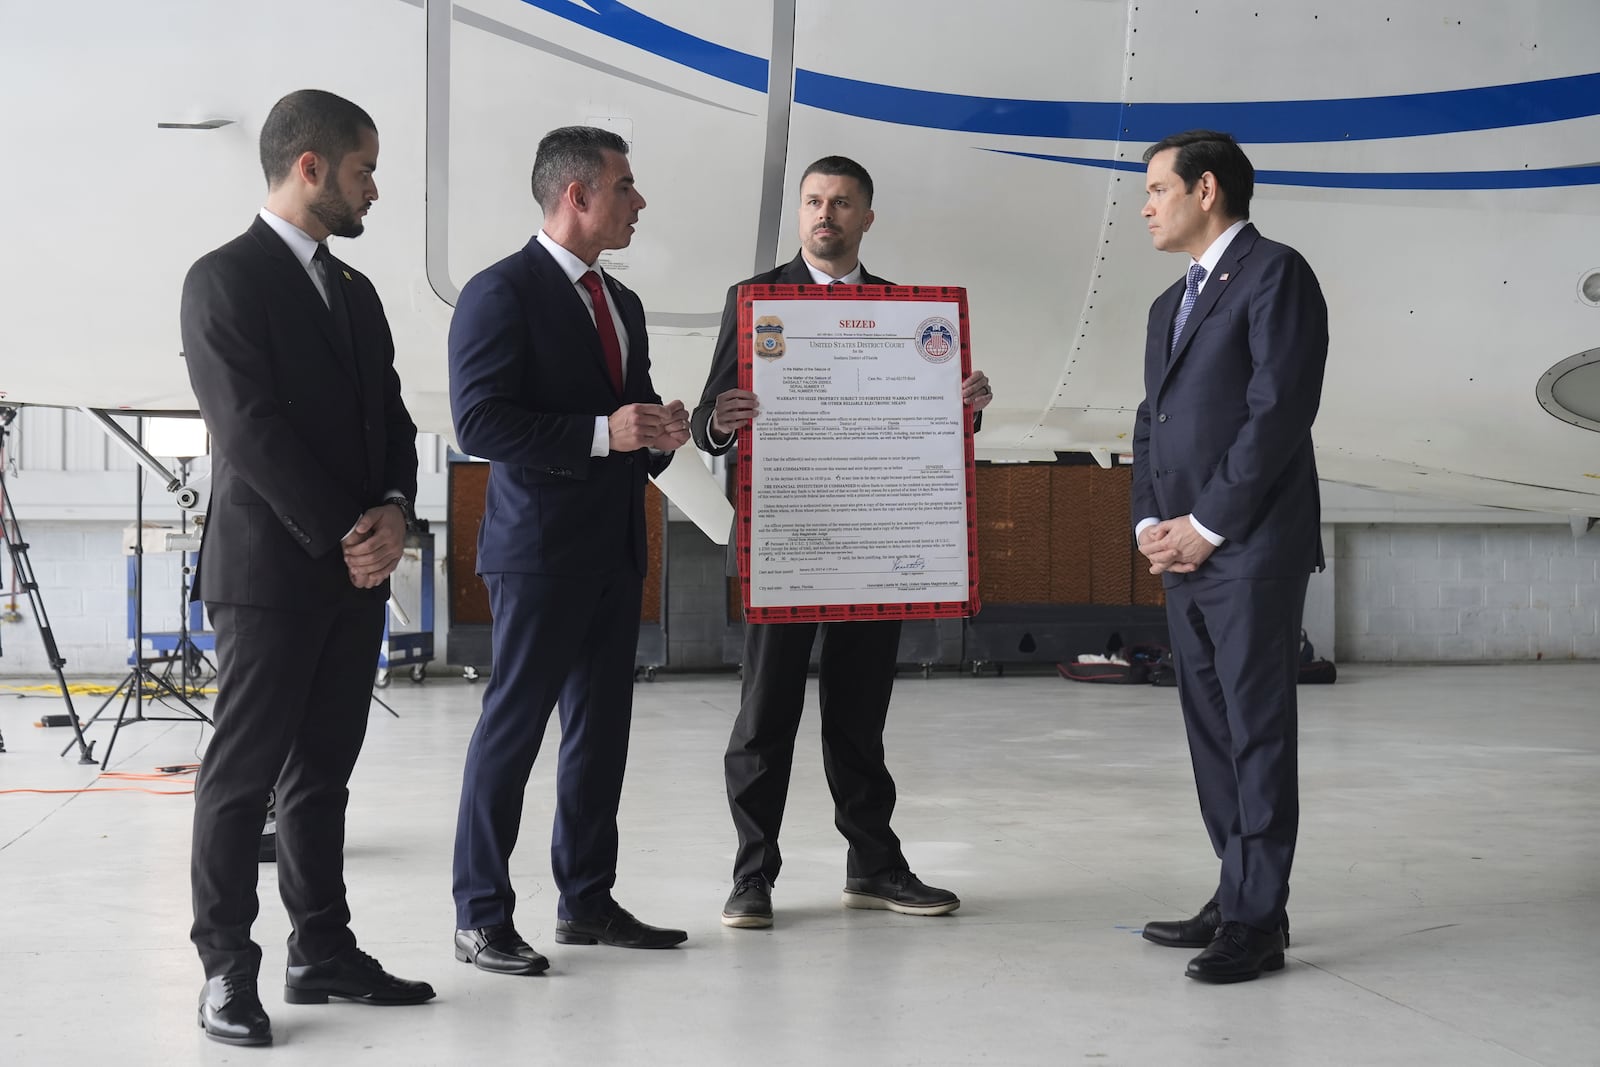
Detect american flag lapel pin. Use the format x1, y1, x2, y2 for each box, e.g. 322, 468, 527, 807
1218, 273, 1230, 281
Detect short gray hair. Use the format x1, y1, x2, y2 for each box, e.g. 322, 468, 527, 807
531, 126, 630, 212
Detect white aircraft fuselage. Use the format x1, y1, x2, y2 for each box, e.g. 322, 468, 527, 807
3, 0, 1598, 521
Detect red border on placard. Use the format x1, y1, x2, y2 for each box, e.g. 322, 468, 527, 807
735, 283, 980, 623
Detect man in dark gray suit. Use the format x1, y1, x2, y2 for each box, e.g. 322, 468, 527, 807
691, 156, 992, 930
1130, 130, 1329, 983
181, 90, 433, 1046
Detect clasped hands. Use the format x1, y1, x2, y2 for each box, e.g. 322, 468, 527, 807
342, 503, 408, 589
1138, 516, 1216, 576
609, 399, 691, 452
710, 370, 994, 437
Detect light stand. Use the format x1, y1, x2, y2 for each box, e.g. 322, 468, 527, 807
161, 454, 214, 698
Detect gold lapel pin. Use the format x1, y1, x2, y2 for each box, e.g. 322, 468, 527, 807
342, 269, 352, 281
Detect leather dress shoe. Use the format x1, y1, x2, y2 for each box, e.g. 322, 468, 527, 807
197, 974, 271, 1047
284, 947, 436, 1005
721, 875, 774, 929
455, 924, 550, 975
1142, 900, 1290, 948
841, 869, 960, 916
554, 905, 687, 949
1186, 921, 1287, 984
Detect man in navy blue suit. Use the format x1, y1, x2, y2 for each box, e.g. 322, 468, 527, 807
1130, 130, 1328, 984
448, 127, 691, 974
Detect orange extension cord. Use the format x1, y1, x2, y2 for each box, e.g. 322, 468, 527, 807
0, 764, 199, 796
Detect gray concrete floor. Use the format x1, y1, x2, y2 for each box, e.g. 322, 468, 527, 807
1, 664, 1596, 1066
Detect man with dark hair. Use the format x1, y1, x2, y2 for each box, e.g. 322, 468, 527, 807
1131, 129, 1328, 983
690, 156, 993, 930
258, 89, 377, 189
181, 89, 432, 1047
449, 126, 692, 973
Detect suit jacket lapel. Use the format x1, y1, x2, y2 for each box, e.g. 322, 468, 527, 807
248, 218, 360, 385
778, 253, 814, 284
1162, 223, 1258, 388
522, 238, 619, 398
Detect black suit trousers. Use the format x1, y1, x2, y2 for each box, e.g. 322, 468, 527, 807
725, 618, 907, 883
1163, 574, 1307, 930
190, 596, 384, 979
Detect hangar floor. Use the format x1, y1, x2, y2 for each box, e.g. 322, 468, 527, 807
1, 664, 1595, 1066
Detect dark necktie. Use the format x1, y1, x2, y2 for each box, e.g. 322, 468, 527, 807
579, 270, 624, 394
1170, 262, 1206, 356
313, 243, 353, 349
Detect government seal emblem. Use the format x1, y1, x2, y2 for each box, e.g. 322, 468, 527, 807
916, 317, 957, 363
753, 315, 786, 359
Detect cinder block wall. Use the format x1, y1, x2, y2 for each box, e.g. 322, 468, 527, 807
1334, 525, 1600, 661
0, 521, 189, 675
665, 521, 731, 671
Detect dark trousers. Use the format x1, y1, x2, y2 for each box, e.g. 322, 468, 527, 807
725, 618, 906, 883
1164, 574, 1308, 930
190, 596, 383, 979
452, 569, 641, 927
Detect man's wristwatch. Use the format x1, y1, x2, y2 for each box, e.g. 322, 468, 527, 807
382, 494, 417, 531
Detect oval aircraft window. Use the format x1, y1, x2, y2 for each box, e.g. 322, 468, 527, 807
1536, 348, 1600, 433
1580, 270, 1600, 308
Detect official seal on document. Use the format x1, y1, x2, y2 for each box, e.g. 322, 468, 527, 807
915, 317, 956, 363
754, 315, 786, 359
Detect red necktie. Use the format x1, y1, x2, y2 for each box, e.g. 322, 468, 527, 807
579, 270, 624, 394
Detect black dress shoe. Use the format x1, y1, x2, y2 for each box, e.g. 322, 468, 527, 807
1185, 922, 1287, 984
455, 924, 550, 975
1142, 899, 1221, 948
721, 875, 774, 929
841, 869, 960, 916
1142, 900, 1290, 949
284, 947, 436, 1005
197, 974, 271, 1047
554, 905, 687, 949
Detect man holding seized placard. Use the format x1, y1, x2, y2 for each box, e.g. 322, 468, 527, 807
690, 156, 993, 930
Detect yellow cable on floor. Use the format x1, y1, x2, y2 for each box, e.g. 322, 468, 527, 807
1, 683, 219, 696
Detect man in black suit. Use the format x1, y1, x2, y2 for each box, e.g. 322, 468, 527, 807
181, 90, 433, 1047
449, 127, 691, 974
690, 156, 993, 929
1130, 130, 1329, 983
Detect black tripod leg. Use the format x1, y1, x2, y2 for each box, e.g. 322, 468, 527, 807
3, 431, 96, 764
369, 689, 400, 718
60, 674, 130, 758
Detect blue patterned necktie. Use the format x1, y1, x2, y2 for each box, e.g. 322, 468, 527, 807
1170, 262, 1207, 355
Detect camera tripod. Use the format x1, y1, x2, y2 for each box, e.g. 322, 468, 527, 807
0, 408, 96, 763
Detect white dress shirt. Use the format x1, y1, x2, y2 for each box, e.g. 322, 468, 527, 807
258, 208, 330, 306
535, 231, 630, 458
705, 258, 865, 449
1135, 219, 1249, 549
